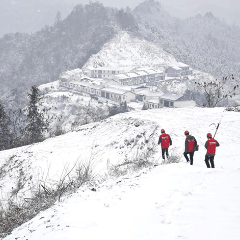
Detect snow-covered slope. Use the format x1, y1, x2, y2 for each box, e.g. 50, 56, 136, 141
1, 107, 240, 239
84, 31, 178, 71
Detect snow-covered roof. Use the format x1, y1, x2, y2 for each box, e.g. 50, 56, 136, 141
135, 71, 148, 76
96, 67, 123, 71
70, 81, 92, 88
168, 66, 181, 71
177, 62, 189, 68
126, 72, 139, 78
61, 68, 82, 78
109, 85, 146, 92
85, 66, 124, 71
142, 69, 157, 74
115, 74, 130, 79
101, 87, 130, 95
160, 93, 182, 101
146, 98, 159, 104
83, 66, 96, 70
38, 81, 59, 90
136, 89, 164, 97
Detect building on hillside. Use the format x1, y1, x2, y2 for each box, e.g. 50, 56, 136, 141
60, 69, 83, 81
58, 67, 188, 107
100, 87, 136, 103
159, 93, 182, 107
145, 98, 160, 109
134, 88, 164, 102
145, 93, 182, 108
114, 68, 165, 86
177, 62, 193, 76
166, 62, 192, 77
140, 68, 165, 83
60, 80, 103, 97
113, 74, 131, 85
166, 66, 182, 78
83, 66, 124, 79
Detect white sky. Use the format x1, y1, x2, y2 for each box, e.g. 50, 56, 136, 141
65, 0, 240, 26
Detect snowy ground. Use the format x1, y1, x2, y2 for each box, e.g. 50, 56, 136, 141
1, 107, 240, 240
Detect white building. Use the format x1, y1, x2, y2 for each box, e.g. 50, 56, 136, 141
100, 87, 136, 103
114, 68, 165, 86
166, 62, 192, 77
83, 67, 124, 79
60, 69, 83, 81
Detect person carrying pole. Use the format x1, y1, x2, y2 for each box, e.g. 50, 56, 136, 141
158, 129, 172, 160
204, 133, 220, 168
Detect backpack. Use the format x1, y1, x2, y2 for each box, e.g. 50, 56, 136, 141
194, 144, 199, 151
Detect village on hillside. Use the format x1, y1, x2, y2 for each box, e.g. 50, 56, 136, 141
58, 62, 196, 109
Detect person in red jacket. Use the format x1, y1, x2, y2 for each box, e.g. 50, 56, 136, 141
183, 130, 198, 165
204, 133, 220, 168
158, 129, 172, 160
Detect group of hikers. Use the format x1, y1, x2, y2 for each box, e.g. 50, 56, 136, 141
158, 129, 220, 168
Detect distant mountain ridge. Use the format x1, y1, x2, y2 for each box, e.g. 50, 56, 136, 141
0, 0, 240, 109
133, 0, 240, 80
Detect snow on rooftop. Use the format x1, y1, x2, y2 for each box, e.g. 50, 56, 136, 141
169, 65, 182, 70
177, 62, 189, 68
115, 74, 130, 79
146, 98, 159, 104
161, 93, 182, 101
135, 71, 148, 76
101, 87, 129, 95
60, 69, 82, 79
136, 89, 164, 97
38, 81, 59, 90
126, 72, 139, 78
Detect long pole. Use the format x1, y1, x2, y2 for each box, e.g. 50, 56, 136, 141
213, 116, 223, 139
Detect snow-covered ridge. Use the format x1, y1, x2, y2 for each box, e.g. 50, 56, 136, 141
84, 31, 178, 71
1, 107, 240, 240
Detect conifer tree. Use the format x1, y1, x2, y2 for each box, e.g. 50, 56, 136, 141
25, 86, 49, 144
0, 101, 11, 150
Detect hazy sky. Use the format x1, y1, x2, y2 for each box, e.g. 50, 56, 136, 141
65, 0, 240, 26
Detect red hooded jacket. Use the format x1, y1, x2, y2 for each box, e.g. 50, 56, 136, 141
185, 135, 197, 152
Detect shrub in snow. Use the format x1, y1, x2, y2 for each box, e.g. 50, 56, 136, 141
108, 145, 157, 177
0, 159, 95, 238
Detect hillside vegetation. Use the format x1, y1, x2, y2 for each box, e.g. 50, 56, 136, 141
0, 107, 240, 239
0, 0, 240, 109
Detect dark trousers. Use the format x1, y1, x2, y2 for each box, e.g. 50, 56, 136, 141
184, 152, 194, 165
205, 155, 215, 168
162, 148, 169, 160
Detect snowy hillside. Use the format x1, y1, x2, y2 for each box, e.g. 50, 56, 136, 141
84, 31, 178, 71
1, 107, 240, 239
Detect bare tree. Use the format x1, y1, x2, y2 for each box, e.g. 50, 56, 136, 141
195, 75, 239, 107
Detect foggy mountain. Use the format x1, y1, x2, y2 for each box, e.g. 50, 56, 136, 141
133, 0, 240, 79
0, 2, 137, 108
0, 0, 239, 109
0, 0, 76, 38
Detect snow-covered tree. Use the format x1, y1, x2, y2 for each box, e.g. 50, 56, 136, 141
0, 101, 11, 150
25, 86, 49, 144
